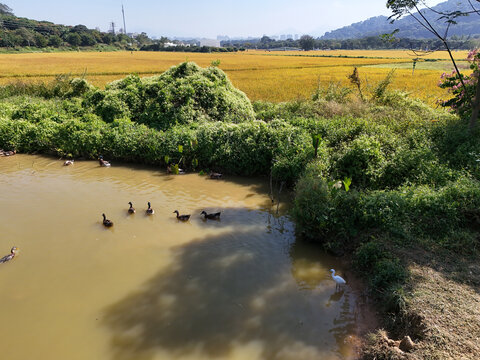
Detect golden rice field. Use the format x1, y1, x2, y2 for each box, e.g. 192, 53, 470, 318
0, 49, 468, 103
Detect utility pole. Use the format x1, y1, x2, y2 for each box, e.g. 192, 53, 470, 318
122, 4, 127, 35
109, 21, 115, 35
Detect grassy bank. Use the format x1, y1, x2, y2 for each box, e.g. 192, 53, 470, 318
0, 62, 479, 358
288, 91, 480, 357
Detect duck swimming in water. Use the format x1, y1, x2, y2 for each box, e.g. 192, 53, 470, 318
173, 210, 190, 221
201, 211, 221, 220
102, 213, 113, 227
63, 160, 74, 166
146, 202, 154, 215
98, 156, 111, 167
0, 247, 18, 263
128, 202, 136, 214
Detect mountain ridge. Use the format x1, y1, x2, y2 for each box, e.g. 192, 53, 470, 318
321, 0, 480, 40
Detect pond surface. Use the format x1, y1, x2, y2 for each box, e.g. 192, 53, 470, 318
0, 155, 363, 360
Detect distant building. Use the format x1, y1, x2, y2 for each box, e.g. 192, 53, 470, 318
199, 38, 221, 47
286, 34, 293, 40
217, 35, 230, 41
164, 42, 178, 47
294, 34, 299, 40
280, 34, 286, 40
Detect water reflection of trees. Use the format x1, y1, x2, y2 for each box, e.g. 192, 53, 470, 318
102, 211, 358, 360
329, 290, 356, 354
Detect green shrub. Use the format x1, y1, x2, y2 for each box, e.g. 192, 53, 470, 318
353, 241, 388, 273
333, 135, 385, 188
87, 90, 132, 123
380, 146, 458, 188
85, 62, 255, 129
431, 120, 480, 180
292, 175, 360, 245
369, 258, 408, 293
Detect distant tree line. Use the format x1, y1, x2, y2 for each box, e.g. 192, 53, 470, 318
0, 4, 245, 53
222, 34, 480, 51
0, 4, 142, 49
140, 43, 244, 53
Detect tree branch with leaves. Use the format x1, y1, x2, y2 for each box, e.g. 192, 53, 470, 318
387, 0, 480, 128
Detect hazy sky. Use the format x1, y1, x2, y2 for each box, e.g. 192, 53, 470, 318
6, 0, 445, 38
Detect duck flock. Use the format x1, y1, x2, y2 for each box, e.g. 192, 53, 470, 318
101, 202, 221, 228
1, 154, 347, 289
1, 155, 223, 265
97, 156, 222, 227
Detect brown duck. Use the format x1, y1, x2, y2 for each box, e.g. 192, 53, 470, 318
173, 210, 190, 221
201, 211, 221, 220
102, 213, 113, 227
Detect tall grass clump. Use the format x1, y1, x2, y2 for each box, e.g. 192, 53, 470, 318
0, 76, 93, 100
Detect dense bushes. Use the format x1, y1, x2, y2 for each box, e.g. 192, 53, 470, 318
84, 62, 256, 130
287, 93, 480, 303
294, 176, 480, 244
0, 97, 312, 184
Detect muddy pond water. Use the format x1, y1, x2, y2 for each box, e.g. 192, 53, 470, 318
0, 155, 364, 360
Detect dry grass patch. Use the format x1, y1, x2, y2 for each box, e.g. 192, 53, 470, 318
406, 262, 480, 359
362, 248, 480, 360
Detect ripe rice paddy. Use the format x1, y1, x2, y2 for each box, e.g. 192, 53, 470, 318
0, 49, 467, 103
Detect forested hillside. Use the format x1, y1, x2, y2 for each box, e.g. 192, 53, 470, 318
322, 0, 480, 40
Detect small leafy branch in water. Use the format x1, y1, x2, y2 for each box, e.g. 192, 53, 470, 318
343, 177, 352, 192
165, 146, 183, 175
328, 177, 352, 193
166, 140, 199, 174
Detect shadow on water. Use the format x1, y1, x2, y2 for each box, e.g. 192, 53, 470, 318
102, 209, 358, 360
